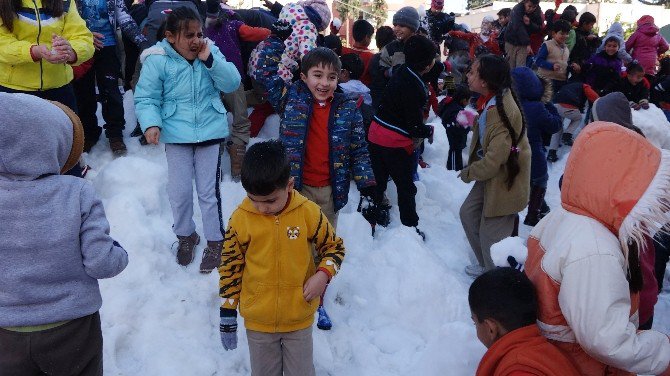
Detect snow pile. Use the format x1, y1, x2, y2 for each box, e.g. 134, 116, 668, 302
490, 236, 528, 268
633, 104, 670, 149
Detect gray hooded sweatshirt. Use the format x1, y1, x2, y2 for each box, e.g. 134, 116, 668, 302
0, 93, 128, 327
591, 91, 644, 136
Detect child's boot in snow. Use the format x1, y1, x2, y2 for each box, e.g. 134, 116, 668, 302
200, 240, 223, 273
540, 199, 550, 218
547, 149, 558, 162
562, 132, 574, 146
317, 306, 332, 330
523, 185, 546, 227
227, 141, 246, 180
176, 232, 200, 266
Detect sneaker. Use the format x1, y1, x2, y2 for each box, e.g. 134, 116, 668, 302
547, 149, 558, 163
176, 232, 200, 266
227, 141, 246, 180
415, 227, 426, 241
317, 306, 332, 330
199, 240, 223, 273
465, 264, 486, 278
562, 133, 574, 147
109, 137, 127, 156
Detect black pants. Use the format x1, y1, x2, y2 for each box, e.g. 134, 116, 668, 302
369, 142, 418, 227
73, 45, 126, 149
0, 312, 103, 376
122, 35, 140, 90
445, 125, 468, 171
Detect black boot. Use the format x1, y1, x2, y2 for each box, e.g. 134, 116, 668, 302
562, 133, 574, 146
540, 199, 550, 218
523, 185, 547, 227
547, 150, 558, 163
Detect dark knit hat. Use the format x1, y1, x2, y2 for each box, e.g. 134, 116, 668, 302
404, 34, 436, 68
393, 6, 420, 32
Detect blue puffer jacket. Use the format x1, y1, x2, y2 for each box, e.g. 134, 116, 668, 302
134, 39, 241, 144
511, 67, 562, 181
254, 48, 375, 211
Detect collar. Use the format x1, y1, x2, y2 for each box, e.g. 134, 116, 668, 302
406, 66, 427, 89
476, 93, 495, 112
350, 43, 372, 52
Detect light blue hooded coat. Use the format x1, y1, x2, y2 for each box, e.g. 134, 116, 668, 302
597, 22, 633, 64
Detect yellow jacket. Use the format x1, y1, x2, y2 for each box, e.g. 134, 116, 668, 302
0, 0, 93, 91
219, 190, 345, 333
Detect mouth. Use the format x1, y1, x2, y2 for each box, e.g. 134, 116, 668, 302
315, 87, 330, 95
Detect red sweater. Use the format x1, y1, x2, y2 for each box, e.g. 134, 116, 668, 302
302, 100, 331, 187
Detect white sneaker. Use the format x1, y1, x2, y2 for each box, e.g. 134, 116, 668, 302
465, 264, 486, 278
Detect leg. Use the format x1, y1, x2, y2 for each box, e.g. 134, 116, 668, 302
223, 84, 251, 146
281, 327, 316, 376
247, 330, 283, 376
0, 328, 41, 376
460, 181, 486, 266
563, 108, 583, 136
165, 144, 197, 237
194, 143, 224, 242
479, 213, 517, 270
122, 35, 140, 90
72, 66, 101, 152
300, 185, 338, 230
505, 43, 517, 68
368, 142, 390, 202
515, 45, 528, 70
95, 46, 126, 140
386, 147, 418, 227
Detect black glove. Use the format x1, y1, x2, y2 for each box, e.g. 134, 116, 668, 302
272, 20, 292, 41
359, 185, 377, 200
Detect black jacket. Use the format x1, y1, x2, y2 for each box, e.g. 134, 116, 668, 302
569, 28, 601, 67
504, 2, 542, 47
554, 81, 590, 111
652, 75, 670, 106
613, 77, 650, 104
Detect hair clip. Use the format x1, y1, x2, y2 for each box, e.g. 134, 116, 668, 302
510, 146, 520, 153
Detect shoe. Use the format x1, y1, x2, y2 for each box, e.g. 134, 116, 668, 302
547, 150, 558, 163
176, 232, 200, 266
199, 240, 223, 273
227, 141, 246, 180
415, 227, 426, 241
540, 200, 550, 218
418, 157, 430, 168
109, 137, 128, 156
130, 123, 143, 137
465, 264, 486, 278
523, 185, 546, 227
562, 133, 574, 147
317, 306, 332, 330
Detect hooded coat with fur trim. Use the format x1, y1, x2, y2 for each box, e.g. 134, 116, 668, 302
625, 18, 669, 75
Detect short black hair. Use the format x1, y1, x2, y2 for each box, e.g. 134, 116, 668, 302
352, 19, 374, 43
375, 26, 395, 51
323, 35, 343, 56
578, 12, 596, 26
340, 53, 364, 80
559, 9, 576, 23
404, 34, 437, 72
525, 0, 540, 6
497, 8, 511, 17
564, 4, 578, 15
604, 36, 620, 47
451, 83, 472, 103
241, 140, 291, 196
301, 47, 342, 74
469, 268, 537, 332
627, 60, 644, 75
552, 19, 571, 33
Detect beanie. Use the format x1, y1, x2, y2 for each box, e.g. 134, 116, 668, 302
393, 6, 420, 32
404, 34, 436, 68
299, 0, 331, 31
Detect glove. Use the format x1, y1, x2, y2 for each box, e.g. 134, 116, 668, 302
630, 101, 641, 111
220, 311, 238, 351
359, 185, 377, 201
271, 20, 292, 41
507, 256, 524, 272
640, 100, 650, 110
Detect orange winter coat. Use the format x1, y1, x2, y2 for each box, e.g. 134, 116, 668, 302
476, 325, 580, 376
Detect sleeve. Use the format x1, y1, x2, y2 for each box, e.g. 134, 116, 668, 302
134, 56, 165, 132
238, 24, 270, 42
448, 30, 477, 42
62, 3, 94, 66
583, 84, 600, 103
0, 24, 36, 65
558, 254, 670, 375
625, 32, 638, 53
115, 0, 148, 47
534, 43, 553, 70
205, 42, 241, 94
254, 44, 289, 114
269, 1, 283, 18
658, 36, 669, 55
218, 218, 246, 310
309, 209, 345, 278
349, 105, 376, 189
538, 102, 563, 135
618, 45, 633, 64
460, 113, 513, 183
79, 182, 129, 279
567, 29, 576, 52
379, 45, 392, 70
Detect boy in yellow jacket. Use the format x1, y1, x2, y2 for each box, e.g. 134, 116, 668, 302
218, 140, 345, 376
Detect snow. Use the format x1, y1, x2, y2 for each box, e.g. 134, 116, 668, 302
83, 92, 670, 375
490, 236, 527, 267
632, 104, 670, 149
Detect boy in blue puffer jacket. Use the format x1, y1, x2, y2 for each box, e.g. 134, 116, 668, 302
134, 7, 240, 272
510, 67, 562, 226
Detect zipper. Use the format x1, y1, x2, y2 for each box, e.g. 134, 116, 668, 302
274, 214, 280, 331
33, 0, 44, 91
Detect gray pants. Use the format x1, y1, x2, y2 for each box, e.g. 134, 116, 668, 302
459, 181, 516, 270
223, 84, 251, 146
165, 143, 224, 241
505, 42, 528, 69
247, 327, 316, 376
549, 104, 583, 150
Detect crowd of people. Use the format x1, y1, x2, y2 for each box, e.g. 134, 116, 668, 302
1, 0, 670, 375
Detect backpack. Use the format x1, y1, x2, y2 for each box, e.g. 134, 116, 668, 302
142, 0, 203, 45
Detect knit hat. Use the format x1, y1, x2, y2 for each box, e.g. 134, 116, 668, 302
431, 0, 444, 10
393, 6, 420, 32
299, 0, 331, 31
591, 92, 638, 133
404, 34, 436, 68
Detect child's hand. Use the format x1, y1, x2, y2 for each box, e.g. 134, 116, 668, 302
30, 45, 51, 61
570, 63, 581, 73
198, 41, 211, 62
144, 127, 161, 144
92, 32, 105, 50
220, 316, 238, 351
553, 63, 561, 71
51, 34, 75, 63
303, 270, 329, 302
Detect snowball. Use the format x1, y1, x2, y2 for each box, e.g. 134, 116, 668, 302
490, 236, 527, 267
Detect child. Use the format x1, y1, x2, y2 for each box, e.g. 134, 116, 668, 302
568, 12, 601, 81
369, 35, 436, 239
369, 25, 397, 110
510, 67, 562, 226
535, 20, 571, 95
134, 7, 241, 271
652, 56, 670, 121
625, 15, 669, 76
339, 53, 373, 131
596, 22, 633, 64
525, 122, 670, 375
583, 36, 624, 95
613, 61, 651, 110
0, 93, 128, 375
546, 81, 599, 162
341, 19, 375, 85
437, 83, 472, 171
469, 268, 580, 376
504, 0, 542, 69
447, 16, 502, 60
217, 140, 345, 376
379, 6, 420, 80
323, 34, 342, 55
460, 54, 530, 277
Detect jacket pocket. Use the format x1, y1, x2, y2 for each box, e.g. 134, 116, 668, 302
0, 64, 14, 84
211, 96, 227, 114
279, 285, 317, 325
239, 283, 275, 325
161, 101, 177, 119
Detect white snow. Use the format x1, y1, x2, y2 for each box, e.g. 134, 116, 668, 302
490, 236, 527, 267
83, 92, 670, 375
632, 104, 670, 150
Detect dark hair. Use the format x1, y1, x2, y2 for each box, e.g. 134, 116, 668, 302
604, 36, 620, 48
525, 0, 540, 6
241, 140, 291, 196
452, 83, 472, 104
560, 9, 576, 23
159, 6, 202, 41
375, 26, 395, 51
405, 34, 437, 73
1, 0, 62, 33
476, 54, 526, 190
627, 61, 644, 75
564, 4, 578, 14
352, 19, 374, 43
323, 35, 343, 56
658, 56, 670, 77
301, 47, 342, 74
340, 53, 364, 80
469, 268, 537, 332
497, 8, 511, 17
551, 19, 571, 33
578, 12, 596, 26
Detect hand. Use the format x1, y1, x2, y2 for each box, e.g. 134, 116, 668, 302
553, 63, 561, 71
640, 101, 650, 110
526, 45, 532, 54
30, 45, 51, 61
92, 32, 105, 50
303, 270, 329, 302
219, 316, 238, 351
51, 34, 75, 63
586, 34, 597, 41
42, 49, 67, 64
262, 0, 273, 8
523, 15, 530, 25
630, 101, 641, 111
144, 127, 161, 144
198, 41, 211, 61
570, 63, 581, 73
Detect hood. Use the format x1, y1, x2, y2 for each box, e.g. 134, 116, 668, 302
607, 22, 624, 37
561, 122, 670, 263
637, 15, 655, 27
238, 189, 309, 216
0, 93, 83, 180
339, 80, 371, 94
591, 92, 636, 130
279, 3, 310, 26
511, 67, 544, 101
637, 22, 659, 36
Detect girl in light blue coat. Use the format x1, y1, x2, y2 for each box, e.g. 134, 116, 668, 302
135, 7, 240, 272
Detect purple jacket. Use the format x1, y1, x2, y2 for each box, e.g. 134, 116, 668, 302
206, 15, 245, 77
584, 52, 622, 94
625, 24, 669, 75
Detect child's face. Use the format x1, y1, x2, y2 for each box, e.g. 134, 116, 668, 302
247, 178, 294, 216
466, 61, 488, 95
553, 30, 568, 45
582, 22, 595, 32
338, 68, 350, 83
301, 64, 339, 102
393, 24, 414, 42
165, 20, 204, 61
628, 71, 645, 86
523, 1, 537, 14
605, 40, 619, 56
437, 80, 444, 91
498, 15, 510, 26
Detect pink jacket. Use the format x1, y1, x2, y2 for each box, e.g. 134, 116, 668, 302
626, 18, 669, 75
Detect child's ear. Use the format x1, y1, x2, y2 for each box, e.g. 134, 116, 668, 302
483, 318, 504, 345
287, 176, 295, 191
300, 72, 308, 82
165, 31, 176, 44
